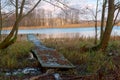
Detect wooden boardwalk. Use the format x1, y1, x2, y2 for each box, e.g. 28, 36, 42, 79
27, 34, 75, 69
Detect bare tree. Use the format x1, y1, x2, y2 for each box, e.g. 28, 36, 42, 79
0, 0, 80, 49
91, 0, 120, 51
0, 0, 41, 49
100, 0, 107, 40
99, 0, 115, 51
0, 0, 10, 40
86, 0, 99, 44
94, 0, 99, 44
0, 0, 2, 39
93, 0, 120, 51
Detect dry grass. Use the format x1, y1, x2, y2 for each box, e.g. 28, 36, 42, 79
2, 20, 120, 30
0, 34, 120, 79
2, 21, 103, 30
0, 41, 35, 69
42, 36, 120, 75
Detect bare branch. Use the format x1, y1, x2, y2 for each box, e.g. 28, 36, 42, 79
113, 8, 120, 25
43, 0, 66, 13
18, 0, 25, 18
43, 0, 79, 15
22, 0, 41, 19
10, 0, 16, 7
55, 0, 79, 11
115, 2, 120, 10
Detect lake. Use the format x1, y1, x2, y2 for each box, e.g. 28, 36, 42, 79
2, 26, 120, 38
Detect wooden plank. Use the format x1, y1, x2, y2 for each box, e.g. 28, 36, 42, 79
27, 34, 75, 68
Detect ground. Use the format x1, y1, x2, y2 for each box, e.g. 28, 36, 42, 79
0, 35, 120, 80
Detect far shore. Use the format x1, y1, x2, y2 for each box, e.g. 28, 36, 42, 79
3, 22, 120, 30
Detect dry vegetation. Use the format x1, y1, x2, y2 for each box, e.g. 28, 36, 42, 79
0, 35, 120, 79
2, 22, 104, 30
0, 41, 39, 70
41, 36, 120, 79
3, 21, 120, 30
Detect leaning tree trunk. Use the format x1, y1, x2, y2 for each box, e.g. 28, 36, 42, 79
0, 0, 41, 49
99, 0, 115, 51
0, 0, 25, 49
0, 20, 19, 49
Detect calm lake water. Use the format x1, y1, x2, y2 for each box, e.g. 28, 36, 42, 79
2, 26, 120, 38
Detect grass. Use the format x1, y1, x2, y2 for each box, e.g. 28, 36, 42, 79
42, 36, 120, 75
0, 34, 120, 78
0, 41, 34, 70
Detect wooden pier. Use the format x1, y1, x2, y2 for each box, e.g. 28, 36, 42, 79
27, 34, 75, 69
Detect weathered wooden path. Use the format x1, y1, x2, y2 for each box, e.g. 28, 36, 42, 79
27, 34, 75, 69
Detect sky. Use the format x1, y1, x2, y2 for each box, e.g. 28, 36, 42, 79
1, 0, 100, 20
1, 0, 97, 12
70, 0, 96, 6
40, 0, 97, 11
38, 0, 100, 20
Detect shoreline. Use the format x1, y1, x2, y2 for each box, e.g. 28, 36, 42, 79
2, 22, 101, 30
3, 22, 120, 30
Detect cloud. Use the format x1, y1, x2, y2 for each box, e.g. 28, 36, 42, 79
84, 4, 96, 9
58, 0, 95, 10
37, 0, 96, 16
39, 1, 55, 12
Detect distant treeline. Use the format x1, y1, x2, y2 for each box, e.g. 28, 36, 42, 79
3, 9, 80, 27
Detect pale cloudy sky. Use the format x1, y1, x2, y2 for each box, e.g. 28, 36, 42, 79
34, 0, 100, 20
1, 0, 97, 12
40, 0, 97, 11
70, 0, 97, 9
1, 0, 99, 20
39, 0, 98, 19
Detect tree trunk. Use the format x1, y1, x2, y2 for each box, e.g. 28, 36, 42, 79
0, 0, 41, 49
94, 0, 99, 44
100, 0, 107, 40
99, 0, 115, 51
0, 0, 21, 49
0, 0, 2, 40
0, 20, 19, 49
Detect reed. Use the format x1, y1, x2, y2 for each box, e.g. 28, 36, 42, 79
42, 36, 120, 74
